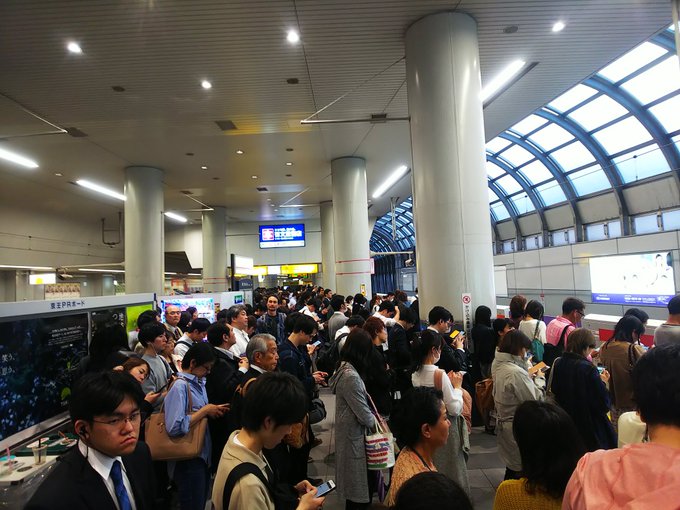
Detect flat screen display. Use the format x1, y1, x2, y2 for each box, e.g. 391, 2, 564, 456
259, 224, 305, 249
589, 251, 676, 306
0, 314, 88, 442
161, 297, 215, 323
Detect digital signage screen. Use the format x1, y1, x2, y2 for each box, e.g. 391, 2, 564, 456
259, 224, 305, 249
589, 251, 676, 307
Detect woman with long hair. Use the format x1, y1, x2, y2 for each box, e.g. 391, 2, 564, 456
549, 328, 616, 451
385, 387, 453, 507
329, 329, 377, 510
599, 315, 646, 431
411, 330, 469, 494
492, 330, 544, 480
493, 400, 585, 509
471, 305, 496, 379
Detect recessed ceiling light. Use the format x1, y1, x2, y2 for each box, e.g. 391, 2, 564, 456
201, 165, 208, 170
0, 264, 54, 270
287, 30, 300, 44
54, 172, 63, 177
480, 60, 526, 102
552, 21, 566, 32
285, 162, 293, 166
78, 268, 125, 274
76, 179, 126, 201
164, 211, 188, 223
236, 149, 244, 155
251, 175, 258, 179
372, 165, 409, 199
201, 80, 212, 89
274, 209, 278, 211
270, 204, 275, 207
67, 41, 82, 54
267, 198, 272, 201
0, 147, 39, 168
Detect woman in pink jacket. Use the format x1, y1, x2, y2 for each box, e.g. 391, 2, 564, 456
562, 344, 680, 509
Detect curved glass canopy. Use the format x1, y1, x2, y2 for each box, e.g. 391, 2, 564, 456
371, 26, 679, 255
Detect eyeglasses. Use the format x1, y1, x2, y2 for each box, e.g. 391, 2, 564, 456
92, 411, 143, 428
576, 310, 585, 317
166, 311, 181, 316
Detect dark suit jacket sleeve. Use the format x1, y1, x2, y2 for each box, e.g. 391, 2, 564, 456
388, 327, 412, 369
279, 348, 315, 395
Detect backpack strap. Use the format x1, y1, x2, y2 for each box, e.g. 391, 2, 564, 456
222, 462, 272, 510
557, 325, 570, 348
176, 339, 193, 351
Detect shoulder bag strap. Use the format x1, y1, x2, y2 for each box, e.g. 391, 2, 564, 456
533, 320, 541, 340
546, 357, 559, 394
222, 462, 273, 510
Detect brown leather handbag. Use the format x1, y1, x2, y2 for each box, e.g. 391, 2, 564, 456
146, 379, 208, 461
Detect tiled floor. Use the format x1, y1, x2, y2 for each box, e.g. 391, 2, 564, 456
311, 389, 503, 510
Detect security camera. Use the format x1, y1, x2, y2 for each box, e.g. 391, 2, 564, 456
404, 258, 414, 267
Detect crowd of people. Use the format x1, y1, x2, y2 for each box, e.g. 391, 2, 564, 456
23, 286, 680, 509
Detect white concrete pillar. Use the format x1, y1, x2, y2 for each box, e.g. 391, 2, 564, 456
331, 157, 372, 298
124, 166, 164, 296
320, 201, 336, 291
406, 12, 496, 319
202, 207, 228, 293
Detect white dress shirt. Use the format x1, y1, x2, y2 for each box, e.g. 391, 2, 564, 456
78, 441, 137, 510
229, 327, 250, 357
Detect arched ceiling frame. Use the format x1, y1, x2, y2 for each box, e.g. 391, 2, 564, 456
534, 108, 627, 236
488, 179, 522, 244
370, 226, 401, 254
585, 75, 680, 195
487, 151, 549, 245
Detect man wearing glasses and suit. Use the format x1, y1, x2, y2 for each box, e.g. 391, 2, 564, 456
26, 371, 155, 510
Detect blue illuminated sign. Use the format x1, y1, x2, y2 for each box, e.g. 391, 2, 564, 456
259, 224, 306, 249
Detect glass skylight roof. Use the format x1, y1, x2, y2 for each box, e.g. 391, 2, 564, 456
621, 56, 680, 105
568, 95, 628, 132
371, 29, 680, 255
598, 42, 667, 82
548, 84, 597, 112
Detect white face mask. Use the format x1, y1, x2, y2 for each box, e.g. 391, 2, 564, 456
433, 350, 441, 364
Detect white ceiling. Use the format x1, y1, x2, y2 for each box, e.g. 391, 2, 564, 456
0, 0, 672, 228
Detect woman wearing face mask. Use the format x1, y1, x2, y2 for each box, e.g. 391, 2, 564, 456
492, 330, 544, 481
411, 330, 469, 495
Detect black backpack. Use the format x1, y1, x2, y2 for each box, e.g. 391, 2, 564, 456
222, 462, 298, 510
316, 332, 348, 375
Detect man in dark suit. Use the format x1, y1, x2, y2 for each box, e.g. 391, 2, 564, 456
205, 321, 248, 470
26, 371, 155, 510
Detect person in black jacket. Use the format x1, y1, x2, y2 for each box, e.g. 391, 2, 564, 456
427, 306, 468, 374
26, 371, 155, 510
549, 328, 616, 451
278, 314, 327, 484
363, 316, 393, 417
471, 305, 496, 380
387, 305, 417, 397
205, 321, 248, 470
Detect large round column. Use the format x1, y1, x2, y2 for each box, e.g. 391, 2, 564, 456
406, 12, 496, 319
124, 166, 164, 296
320, 201, 336, 291
331, 157, 372, 298
202, 207, 228, 293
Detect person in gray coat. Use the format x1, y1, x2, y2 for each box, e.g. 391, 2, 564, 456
329, 329, 377, 510
491, 330, 544, 480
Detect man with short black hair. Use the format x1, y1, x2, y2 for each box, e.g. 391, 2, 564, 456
428, 306, 467, 373
653, 294, 680, 347
546, 297, 585, 346
327, 294, 348, 342
174, 317, 210, 359
563, 344, 680, 508
335, 314, 365, 351
211, 373, 325, 510
256, 294, 288, 344
26, 372, 155, 510
373, 300, 400, 328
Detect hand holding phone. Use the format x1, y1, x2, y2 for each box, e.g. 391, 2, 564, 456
315, 480, 336, 497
